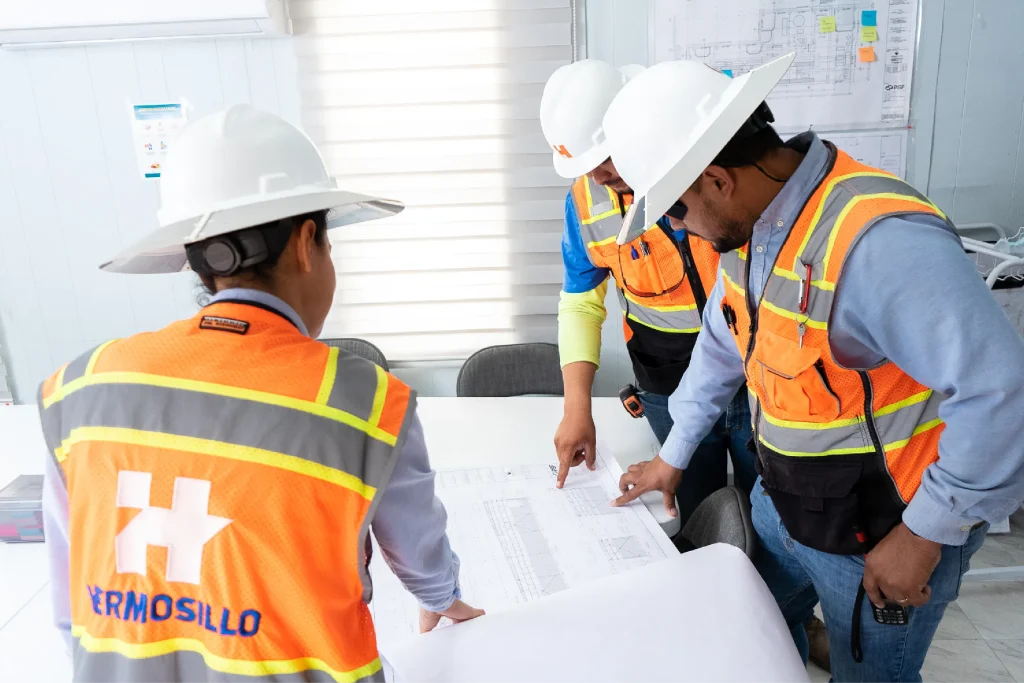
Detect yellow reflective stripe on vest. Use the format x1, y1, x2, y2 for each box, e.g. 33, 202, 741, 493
316, 347, 340, 405
54, 426, 377, 500
770, 266, 835, 292
793, 171, 896, 263
883, 418, 943, 452
759, 299, 828, 330
623, 290, 698, 312
822, 193, 944, 277
624, 310, 701, 334
42, 371, 398, 446
873, 389, 933, 418
586, 234, 617, 249
84, 340, 117, 377
721, 268, 746, 297
368, 365, 389, 428
71, 625, 382, 683
581, 184, 621, 226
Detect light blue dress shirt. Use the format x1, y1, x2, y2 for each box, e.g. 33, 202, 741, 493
43, 288, 460, 651
661, 132, 1024, 546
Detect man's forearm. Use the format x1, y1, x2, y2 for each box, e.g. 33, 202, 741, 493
562, 361, 597, 416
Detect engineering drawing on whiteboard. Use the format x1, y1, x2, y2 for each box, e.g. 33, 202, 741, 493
368, 447, 677, 650
653, 0, 919, 128
826, 129, 908, 178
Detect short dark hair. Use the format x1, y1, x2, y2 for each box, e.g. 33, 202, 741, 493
711, 124, 785, 169
195, 209, 329, 298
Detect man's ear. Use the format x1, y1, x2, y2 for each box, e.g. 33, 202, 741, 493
294, 218, 318, 274
701, 165, 737, 200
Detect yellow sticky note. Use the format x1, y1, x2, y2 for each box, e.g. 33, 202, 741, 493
819, 16, 837, 32
858, 46, 876, 62
861, 26, 878, 42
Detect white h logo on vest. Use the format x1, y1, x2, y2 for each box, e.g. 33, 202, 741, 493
115, 470, 232, 585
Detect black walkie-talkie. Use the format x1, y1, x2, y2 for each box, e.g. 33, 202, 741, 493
871, 600, 909, 626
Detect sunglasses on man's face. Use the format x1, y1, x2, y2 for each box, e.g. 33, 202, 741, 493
665, 200, 688, 222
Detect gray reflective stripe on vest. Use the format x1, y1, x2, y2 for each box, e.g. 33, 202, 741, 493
327, 349, 382, 422
71, 637, 385, 683
41, 381, 398, 488
761, 268, 834, 327
756, 389, 942, 457
615, 288, 702, 332
575, 175, 702, 333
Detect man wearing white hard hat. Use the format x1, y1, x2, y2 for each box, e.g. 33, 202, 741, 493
38, 105, 482, 682
605, 54, 1024, 680
540, 58, 756, 523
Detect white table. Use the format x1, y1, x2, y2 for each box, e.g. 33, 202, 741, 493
0, 398, 683, 680
416, 397, 681, 536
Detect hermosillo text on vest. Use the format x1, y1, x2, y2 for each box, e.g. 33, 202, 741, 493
569, 174, 720, 394
38, 302, 413, 683
719, 144, 951, 555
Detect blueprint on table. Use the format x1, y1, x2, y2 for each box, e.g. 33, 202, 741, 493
653, 0, 919, 129
368, 446, 677, 650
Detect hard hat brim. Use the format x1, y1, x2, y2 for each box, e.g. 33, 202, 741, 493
552, 140, 612, 179
99, 188, 404, 274
618, 52, 796, 237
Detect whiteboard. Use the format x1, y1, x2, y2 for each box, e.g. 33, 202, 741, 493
652, 0, 919, 129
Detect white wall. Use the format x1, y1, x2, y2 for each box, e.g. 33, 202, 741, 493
0, 39, 300, 402
2, 0, 1023, 402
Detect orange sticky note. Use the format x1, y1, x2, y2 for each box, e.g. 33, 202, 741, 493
858, 46, 876, 62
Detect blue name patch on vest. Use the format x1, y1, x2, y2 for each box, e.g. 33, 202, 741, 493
86, 585, 261, 638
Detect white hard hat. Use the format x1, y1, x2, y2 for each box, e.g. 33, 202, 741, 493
539, 59, 646, 179
603, 53, 796, 237
101, 104, 404, 274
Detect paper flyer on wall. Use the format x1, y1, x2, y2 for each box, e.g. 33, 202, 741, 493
130, 103, 187, 179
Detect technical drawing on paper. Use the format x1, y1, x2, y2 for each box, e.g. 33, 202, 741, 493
653, 0, 919, 128
825, 129, 908, 178
368, 447, 677, 651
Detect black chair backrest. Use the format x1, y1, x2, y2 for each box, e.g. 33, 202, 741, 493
321, 338, 390, 372
456, 343, 564, 397
680, 487, 757, 559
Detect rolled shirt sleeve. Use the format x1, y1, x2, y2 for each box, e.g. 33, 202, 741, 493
371, 408, 461, 612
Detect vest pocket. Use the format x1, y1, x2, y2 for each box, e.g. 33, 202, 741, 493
754, 328, 840, 423
758, 449, 865, 554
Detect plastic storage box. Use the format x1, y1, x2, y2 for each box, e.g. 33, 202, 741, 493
0, 475, 44, 543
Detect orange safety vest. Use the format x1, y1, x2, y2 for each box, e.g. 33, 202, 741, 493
38, 301, 411, 683
719, 145, 951, 554
570, 175, 720, 394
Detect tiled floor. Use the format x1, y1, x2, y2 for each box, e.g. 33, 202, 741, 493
807, 511, 1024, 682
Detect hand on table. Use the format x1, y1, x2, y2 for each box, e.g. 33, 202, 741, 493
863, 522, 942, 608
611, 456, 682, 517
553, 408, 597, 488
419, 599, 486, 633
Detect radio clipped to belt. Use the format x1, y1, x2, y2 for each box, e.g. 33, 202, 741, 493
619, 384, 645, 418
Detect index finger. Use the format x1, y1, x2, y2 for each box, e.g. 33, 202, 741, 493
612, 481, 645, 508
556, 458, 570, 489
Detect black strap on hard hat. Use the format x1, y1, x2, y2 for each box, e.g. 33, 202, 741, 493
736, 101, 775, 140
186, 220, 293, 278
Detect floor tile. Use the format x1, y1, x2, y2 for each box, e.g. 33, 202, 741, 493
958, 582, 1024, 640
989, 641, 1024, 683
0, 542, 48, 629
972, 535, 1024, 570
936, 602, 983, 640
0, 586, 72, 682
922, 640, 1013, 682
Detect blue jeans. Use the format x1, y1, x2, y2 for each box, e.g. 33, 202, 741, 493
638, 388, 756, 523
750, 478, 988, 682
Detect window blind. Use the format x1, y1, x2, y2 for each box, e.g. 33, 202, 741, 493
290, 0, 572, 360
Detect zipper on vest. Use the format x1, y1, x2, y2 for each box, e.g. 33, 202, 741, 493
858, 371, 904, 509
742, 250, 763, 459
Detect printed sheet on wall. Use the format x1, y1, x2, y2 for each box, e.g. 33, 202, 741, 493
652, 0, 920, 130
